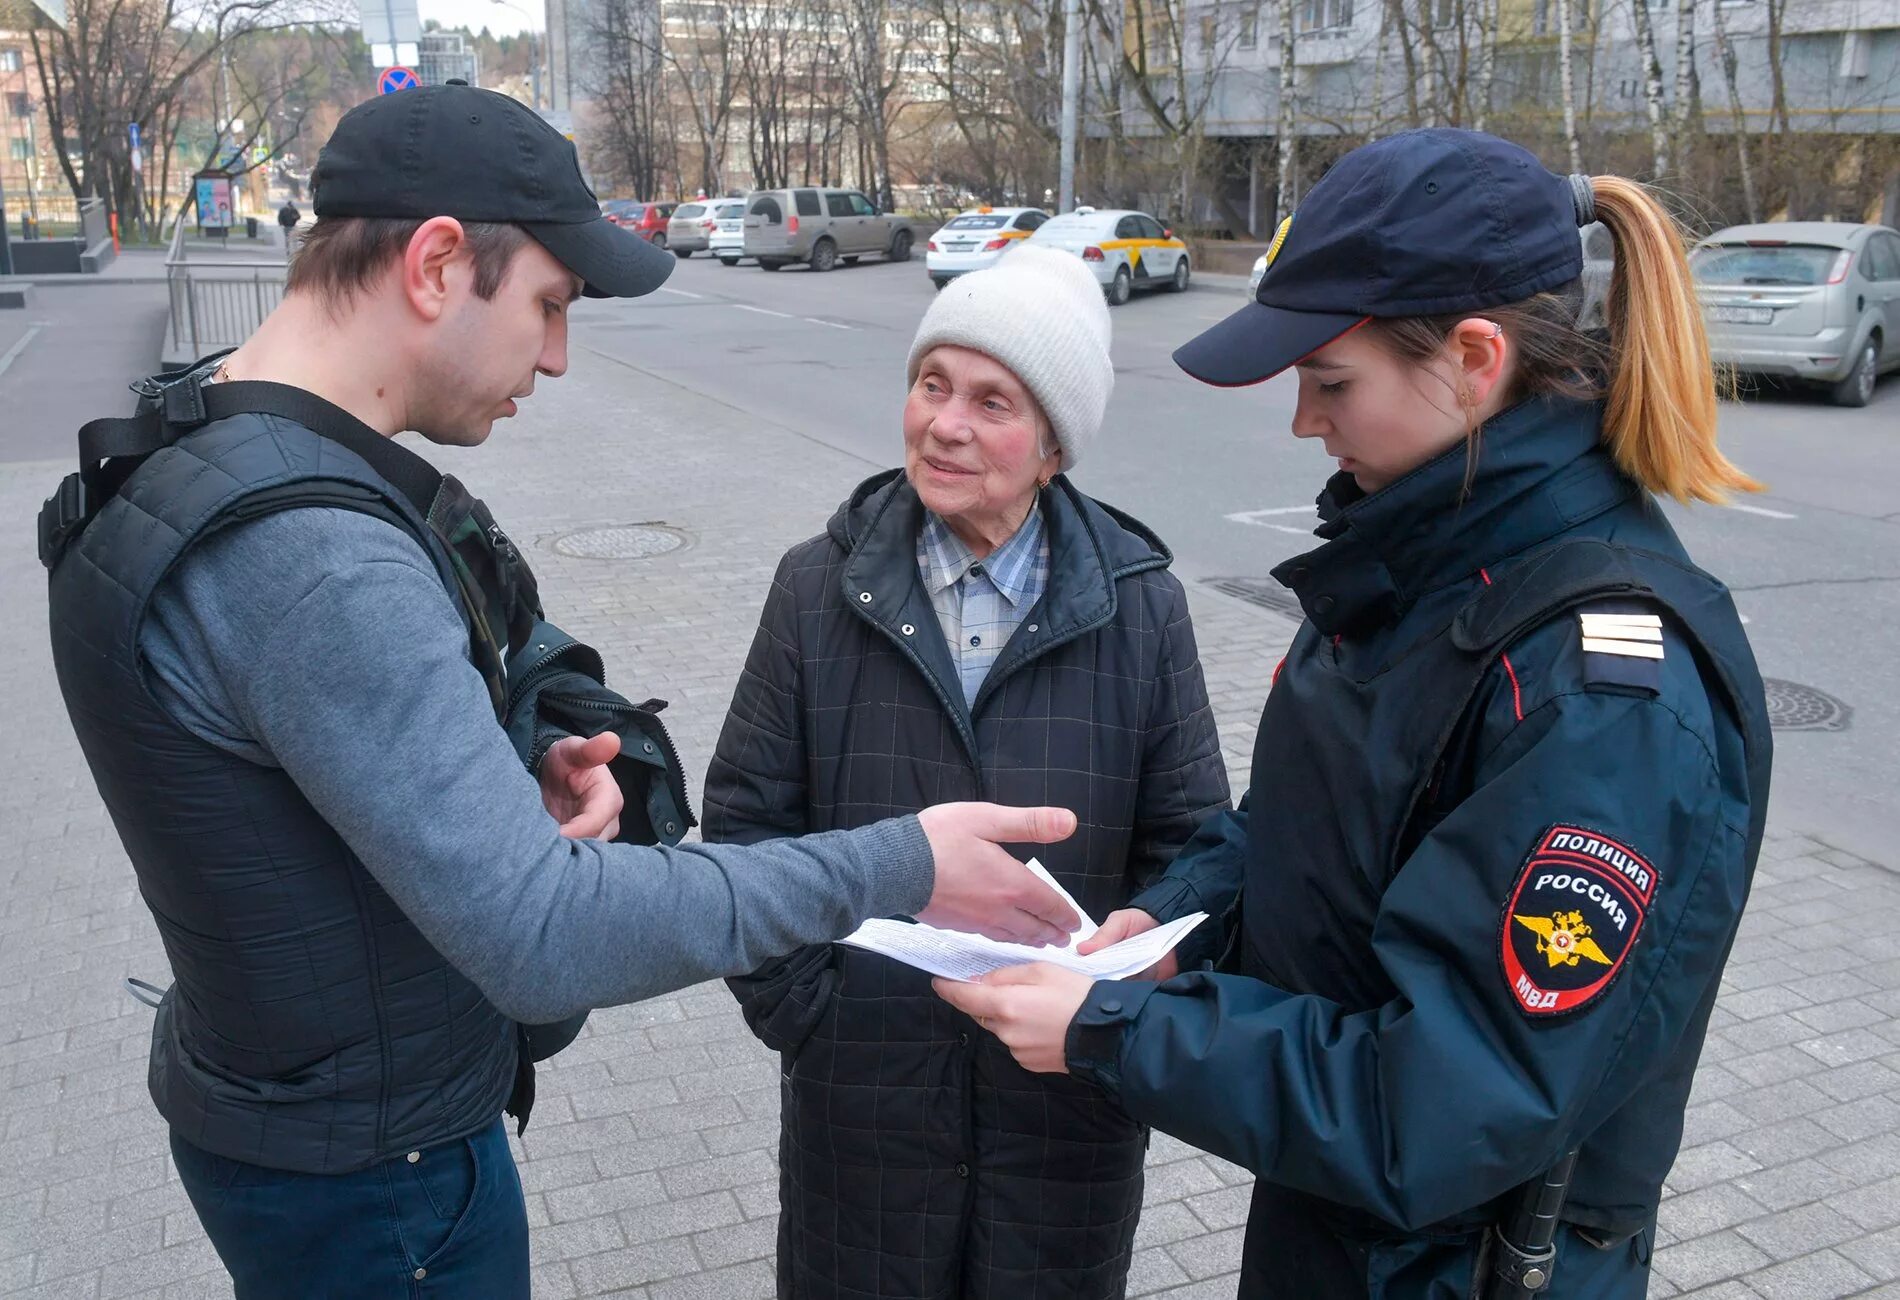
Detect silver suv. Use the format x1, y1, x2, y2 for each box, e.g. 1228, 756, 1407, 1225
741, 187, 917, 272
1694, 221, 1900, 407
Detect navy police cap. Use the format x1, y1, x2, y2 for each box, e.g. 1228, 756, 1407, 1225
1174, 129, 1595, 387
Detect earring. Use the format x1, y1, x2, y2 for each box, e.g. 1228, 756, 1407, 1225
1488, 324, 1505, 340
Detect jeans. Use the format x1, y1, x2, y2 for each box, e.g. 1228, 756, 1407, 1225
170, 1119, 529, 1299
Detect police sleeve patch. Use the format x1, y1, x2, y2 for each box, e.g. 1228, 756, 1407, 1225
1500, 826, 1658, 1017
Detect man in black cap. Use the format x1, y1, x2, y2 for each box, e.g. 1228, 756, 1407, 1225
41, 83, 1079, 1296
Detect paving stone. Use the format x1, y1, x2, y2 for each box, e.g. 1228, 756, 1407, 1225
1732, 1159, 1860, 1213
1666, 1142, 1763, 1193
543, 1172, 669, 1224
1126, 1245, 1192, 1296
567, 1234, 700, 1292
1164, 1226, 1246, 1281
1133, 1200, 1208, 1250
1831, 1174, 1900, 1232
1734, 1202, 1864, 1261
1745, 1249, 1876, 1300
1653, 1230, 1774, 1291
690, 1214, 777, 1270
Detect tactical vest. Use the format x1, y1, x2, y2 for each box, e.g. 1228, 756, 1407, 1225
40, 364, 692, 1173
1238, 537, 1770, 1241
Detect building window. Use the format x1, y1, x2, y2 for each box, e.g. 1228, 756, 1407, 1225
1238, 9, 1258, 46
10, 138, 31, 162
0, 49, 23, 73
1298, 0, 1353, 30
1839, 30, 1870, 78
5, 93, 28, 118
1532, 0, 1588, 33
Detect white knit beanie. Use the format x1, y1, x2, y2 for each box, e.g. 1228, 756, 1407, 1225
905, 244, 1115, 469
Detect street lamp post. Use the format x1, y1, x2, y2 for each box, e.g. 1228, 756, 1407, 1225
491, 0, 544, 111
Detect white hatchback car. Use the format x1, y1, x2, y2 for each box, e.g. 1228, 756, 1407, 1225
1026, 207, 1190, 305
669, 198, 747, 259
702, 199, 750, 265
925, 207, 1049, 288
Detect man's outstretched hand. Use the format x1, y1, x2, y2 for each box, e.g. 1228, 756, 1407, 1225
541, 732, 624, 841
915, 803, 1080, 946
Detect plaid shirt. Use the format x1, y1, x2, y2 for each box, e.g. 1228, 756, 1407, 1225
916, 505, 1050, 707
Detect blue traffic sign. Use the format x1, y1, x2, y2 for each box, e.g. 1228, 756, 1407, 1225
379, 66, 419, 94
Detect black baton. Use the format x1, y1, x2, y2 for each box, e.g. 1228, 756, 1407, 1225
1487, 1149, 1578, 1298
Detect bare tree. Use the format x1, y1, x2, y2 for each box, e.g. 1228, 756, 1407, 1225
1556, 0, 1584, 172
1625, 0, 1669, 174
1275, 0, 1295, 213
1670, 0, 1696, 165
1707, 0, 1756, 219
29, 0, 343, 239
1472, 0, 1498, 131
659, 0, 737, 195
836, 0, 914, 209
1083, 0, 1251, 221
581, 0, 677, 196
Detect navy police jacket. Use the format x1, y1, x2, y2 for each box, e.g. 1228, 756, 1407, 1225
1066, 396, 1771, 1298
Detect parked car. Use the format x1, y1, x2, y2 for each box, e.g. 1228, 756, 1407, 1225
667, 199, 747, 259
925, 206, 1049, 288
1244, 222, 1612, 328
1693, 221, 1900, 406
1027, 207, 1189, 305
711, 202, 749, 265
741, 187, 917, 271
602, 200, 677, 248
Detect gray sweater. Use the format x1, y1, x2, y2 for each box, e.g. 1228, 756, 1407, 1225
138, 506, 934, 1024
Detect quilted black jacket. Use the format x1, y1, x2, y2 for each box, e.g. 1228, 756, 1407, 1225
705, 469, 1230, 1299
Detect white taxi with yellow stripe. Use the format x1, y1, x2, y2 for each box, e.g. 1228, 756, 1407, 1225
925, 207, 1050, 288
1026, 207, 1190, 305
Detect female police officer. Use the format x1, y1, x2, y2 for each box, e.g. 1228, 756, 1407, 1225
937, 128, 1773, 1299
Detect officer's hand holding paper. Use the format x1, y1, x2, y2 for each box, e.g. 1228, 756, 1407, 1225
844, 858, 1207, 981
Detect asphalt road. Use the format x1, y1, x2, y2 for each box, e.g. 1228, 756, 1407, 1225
574, 249, 1900, 862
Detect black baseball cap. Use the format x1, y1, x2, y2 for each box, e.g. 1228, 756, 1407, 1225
311, 80, 673, 298
1174, 129, 1591, 387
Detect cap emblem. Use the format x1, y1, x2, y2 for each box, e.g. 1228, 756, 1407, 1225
1264, 215, 1293, 271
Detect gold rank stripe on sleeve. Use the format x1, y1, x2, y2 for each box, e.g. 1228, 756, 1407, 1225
1578, 612, 1667, 660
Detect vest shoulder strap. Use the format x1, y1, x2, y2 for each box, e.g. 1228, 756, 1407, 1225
41, 380, 444, 569
1451, 539, 1648, 655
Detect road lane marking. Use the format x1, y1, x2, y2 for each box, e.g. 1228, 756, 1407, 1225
804, 317, 854, 330
734, 304, 793, 319
659, 287, 703, 299
0, 324, 45, 380
1727, 503, 1797, 520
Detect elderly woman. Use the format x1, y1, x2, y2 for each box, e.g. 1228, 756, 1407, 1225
704, 245, 1230, 1299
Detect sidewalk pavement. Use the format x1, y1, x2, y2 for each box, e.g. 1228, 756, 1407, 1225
3, 296, 1900, 1300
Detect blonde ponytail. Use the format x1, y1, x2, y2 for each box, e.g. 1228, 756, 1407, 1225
1590, 175, 1762, 503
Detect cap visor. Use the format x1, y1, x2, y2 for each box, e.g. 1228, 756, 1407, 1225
522, 215, 676, 298
1172, 300, 1369, 388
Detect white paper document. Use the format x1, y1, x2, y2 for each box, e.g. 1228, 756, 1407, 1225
839, 859, 1206, 983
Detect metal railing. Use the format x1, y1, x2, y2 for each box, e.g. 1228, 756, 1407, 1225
165, 208, 288, 358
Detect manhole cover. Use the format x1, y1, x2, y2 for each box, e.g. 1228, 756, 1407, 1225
1762, 678, 1851, 732
1204, 576, 1306, 622
551, 524, 688, 560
